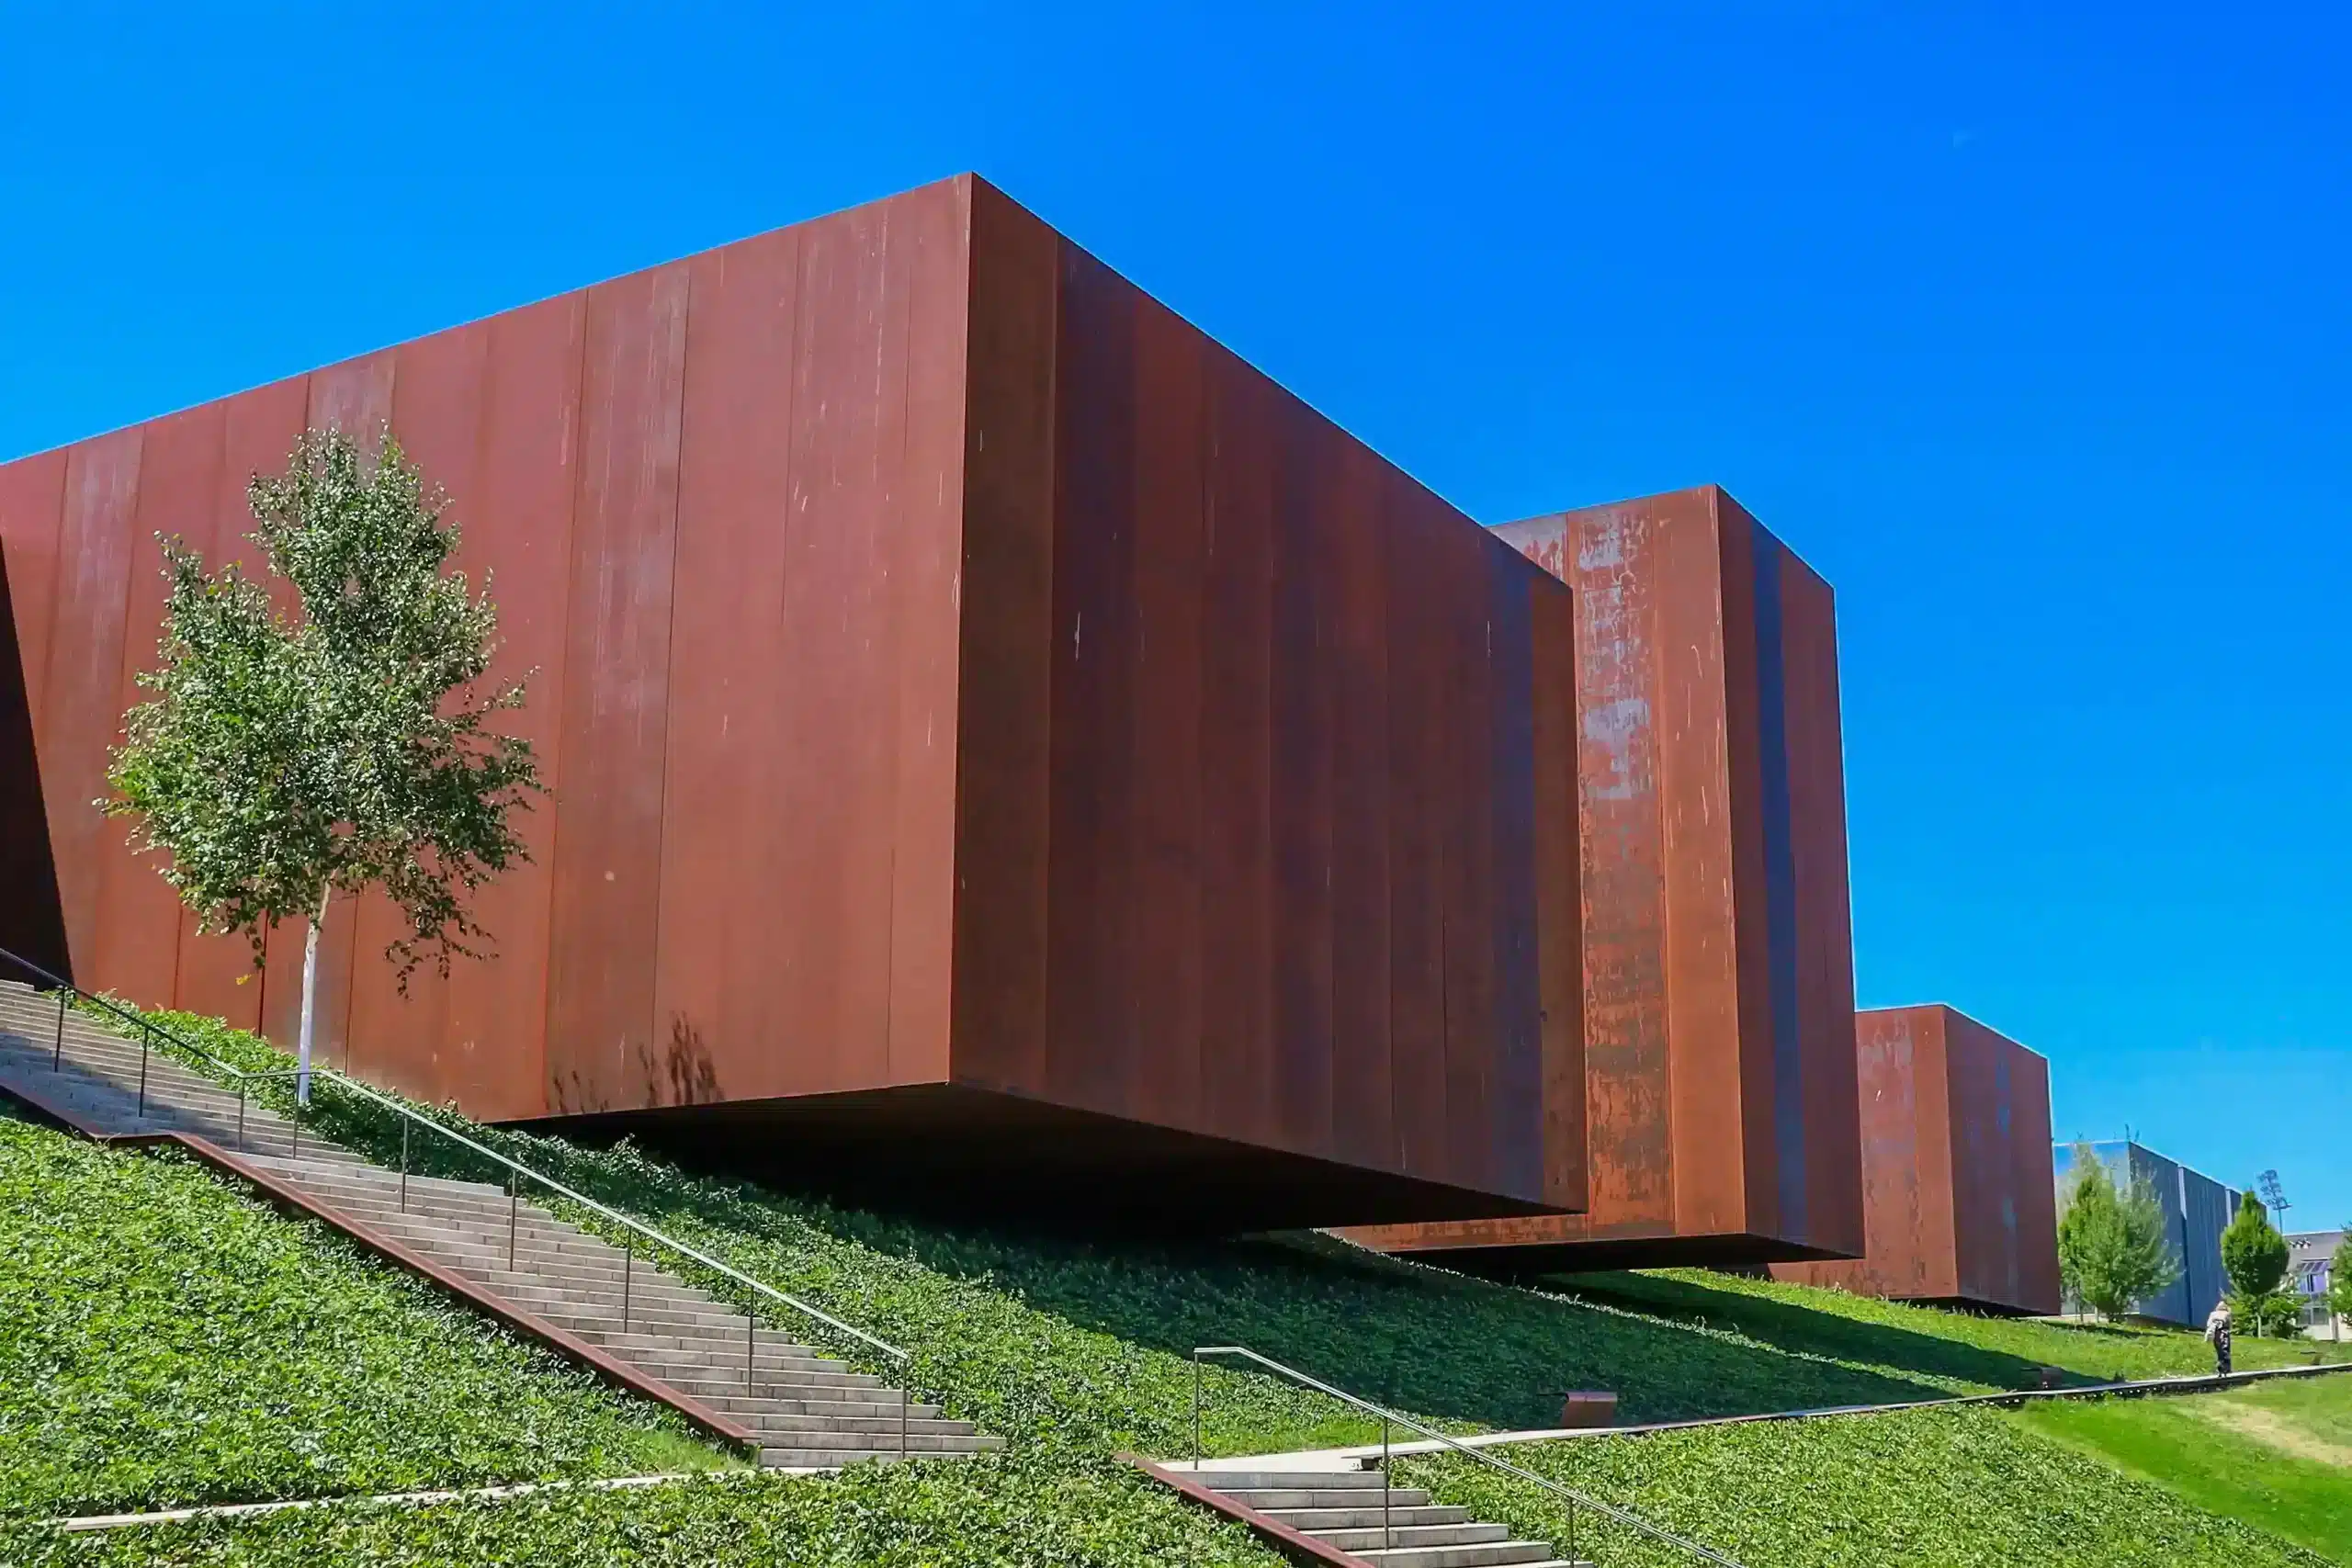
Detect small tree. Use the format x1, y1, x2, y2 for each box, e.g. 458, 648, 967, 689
107, 429, 542, 1101
2056, 1142, 2180, 1321
2222, 1187, 2291, 1335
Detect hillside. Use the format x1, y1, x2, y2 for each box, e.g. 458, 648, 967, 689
5, 998, 2341, 1566
0, 1111, 718, 1520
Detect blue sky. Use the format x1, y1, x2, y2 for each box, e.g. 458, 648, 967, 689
4, 5, 2346, 1222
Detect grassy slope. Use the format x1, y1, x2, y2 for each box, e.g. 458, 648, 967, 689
28, 999, 2343, 1566
0, 1113, 718, 1520
1399, 1404, 2335, 1568
2012, 1377, 2352, 1562
1559, 1266, 2341, 1389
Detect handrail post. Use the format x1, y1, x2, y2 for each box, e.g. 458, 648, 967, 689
1193, 1349, 1203, 1472
746, 1292, 756, 1397
1382, 1411, 1392, 1551
900, 1379, 909, 1464
507, 1168, 519, 1271
52, 987, 66, 1070
137, 1022, 152, 1117
238, 1080, 248, 1150
290, 1091, 300, 1158
400, 1119, 411, 1212
621, 1240, 631, 1332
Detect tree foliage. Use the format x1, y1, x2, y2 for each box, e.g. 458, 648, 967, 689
2055, 1144, 2180, 1321
2221, 1188, 2290, 1299
105, 428, 542, 987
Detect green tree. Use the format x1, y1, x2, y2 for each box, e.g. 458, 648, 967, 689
2221, 1187, 2292, 1334
106, 429, 542, 1102
2055, 1143, 2181, 1320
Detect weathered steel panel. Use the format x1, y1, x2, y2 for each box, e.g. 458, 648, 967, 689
884, 184, 973, 1090
435, 295, 583, 1119
1528, 570, 1586, 1211
1128, 292, 1208, 1133
947, 178, 1058, 1101
1777, 1006, 2057, 1314
544, 262, 689, 1114
1383, 485, 1450, 1182
44, 430, 144, 983
1267, 386, 1335, 1156
1326, 437, 1392, 1173
651, 223, 803, 1110
1046, 243, 1138, 1121
0, 447, 67, 745
1194, 344, 1279, 1150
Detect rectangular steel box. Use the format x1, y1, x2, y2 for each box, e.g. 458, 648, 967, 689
0, 175, 1586, 1230
1774, 1005, 2060, 1314
1342, 486, 1862, 1268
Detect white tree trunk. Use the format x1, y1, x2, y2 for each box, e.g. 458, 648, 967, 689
297, 894, 326, 1106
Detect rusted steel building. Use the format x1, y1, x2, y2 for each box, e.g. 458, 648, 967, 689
1773, 1006, 2060, 1314
0, 175, 1588, 1229
1342, 486, 1864, 1269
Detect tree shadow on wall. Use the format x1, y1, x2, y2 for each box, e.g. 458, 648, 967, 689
547, 1017, 720, 1115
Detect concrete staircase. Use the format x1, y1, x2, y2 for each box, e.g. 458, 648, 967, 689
1196, 1467, 1588, 1567
0, 979, 1001, 1472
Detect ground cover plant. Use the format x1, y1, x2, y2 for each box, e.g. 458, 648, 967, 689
0, 1456, 1281, 1568
2013, 1375, 2352, 1561
0, 1112, 718, 1521
1556, 1266, 2342, 1390
1397, 1403, 2335, 1568
96, 1003, 2114, 1456
46, 998, 2351, 1567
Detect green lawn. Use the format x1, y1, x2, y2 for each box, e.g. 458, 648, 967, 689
2011, 1376, 2352, 1562
0, 1112, 721, 1521
1399, 1404, 2336, 1567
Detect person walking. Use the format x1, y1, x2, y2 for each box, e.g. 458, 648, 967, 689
2204, 1298, 2234, 1377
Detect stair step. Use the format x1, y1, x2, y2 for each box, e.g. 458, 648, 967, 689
1260, 1506, 1475, 1529
1351, 1545, 1562, 1567
1217, 1487, 1436, 1511
0, 991, 959, 1475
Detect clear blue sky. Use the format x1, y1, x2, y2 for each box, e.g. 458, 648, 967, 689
4, 6, 2346, 1223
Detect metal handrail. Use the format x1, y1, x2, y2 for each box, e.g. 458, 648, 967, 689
1192, 1345, 1745, 1567
0, 943, 916, 1457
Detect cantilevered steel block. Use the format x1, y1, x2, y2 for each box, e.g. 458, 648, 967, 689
1775, 1006, 2060, 1314
1343, 486, 1862, 1269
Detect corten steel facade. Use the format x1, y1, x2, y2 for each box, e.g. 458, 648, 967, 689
1772, 1006, 2061, 1314
1341, 487, 1863, 1269
0, 175, 1586, 1229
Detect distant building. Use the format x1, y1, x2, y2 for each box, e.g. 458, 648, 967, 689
2289, 1229, 2346, 1340
2052, 1140, 2231, 1327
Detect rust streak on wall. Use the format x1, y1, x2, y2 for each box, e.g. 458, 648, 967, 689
1343, 486, 1860, 1268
